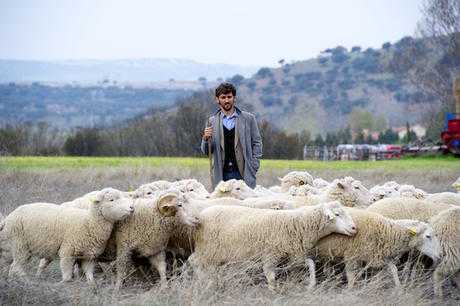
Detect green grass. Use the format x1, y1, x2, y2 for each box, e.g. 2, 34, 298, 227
0, 155, 459, 171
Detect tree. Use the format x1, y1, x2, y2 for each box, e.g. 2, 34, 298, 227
314, 134, 325, 146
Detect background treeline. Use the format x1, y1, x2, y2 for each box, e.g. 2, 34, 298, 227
0, 91, 419, 160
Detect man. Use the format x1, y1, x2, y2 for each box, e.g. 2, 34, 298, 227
201, 82, 262, 189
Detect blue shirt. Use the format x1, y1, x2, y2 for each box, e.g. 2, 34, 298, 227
222, 110, 238, 130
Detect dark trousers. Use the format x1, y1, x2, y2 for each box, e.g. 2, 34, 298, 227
223, 168, 243, 181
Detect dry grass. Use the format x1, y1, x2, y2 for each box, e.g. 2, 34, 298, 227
0, 165, 459, 305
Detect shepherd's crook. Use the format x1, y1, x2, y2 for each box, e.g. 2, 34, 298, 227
207, 119, 213, 187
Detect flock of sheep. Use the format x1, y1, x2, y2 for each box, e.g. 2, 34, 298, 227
1, 172, 460, 298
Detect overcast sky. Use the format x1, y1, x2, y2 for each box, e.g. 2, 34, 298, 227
0, 0, 423, 66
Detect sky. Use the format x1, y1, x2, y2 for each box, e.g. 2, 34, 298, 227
0, 0, 423, 66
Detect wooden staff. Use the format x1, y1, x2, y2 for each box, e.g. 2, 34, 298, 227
207, 118, 213, 187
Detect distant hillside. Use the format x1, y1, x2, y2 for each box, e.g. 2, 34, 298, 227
229, 36, 454, 135
0, 83, 192, 128
0, 58, 259, 83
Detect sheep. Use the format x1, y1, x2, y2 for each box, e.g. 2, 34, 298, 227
171, 179, 210, 198
269, 171, 314, 193
429, 207, 460, 298
291, 177, 372, 208
452, 177, 460, 193
367, 198, 455, 222
312, 177, 330, 189
254, 185, 279, 197
315, 208, 440, 288
426, 192, 460, 207
111, 189, 199, 289
398, 184, 427, 200
208, 179, 258, 200
61, 188, 134, 209
189, 201, 357, 290
131, 183, 162, 199
0, 188, 134, 284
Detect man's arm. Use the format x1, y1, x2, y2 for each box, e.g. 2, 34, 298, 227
250, 114, 262, 170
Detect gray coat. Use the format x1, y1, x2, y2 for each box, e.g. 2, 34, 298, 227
201, 107, 262, 189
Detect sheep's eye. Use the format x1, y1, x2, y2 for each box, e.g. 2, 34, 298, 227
147, 192, 152, 195
190, 189, 194, 191
177, 203, 182, 207
236, 187, 241, 191
110, 199, 114, 202
426, 234, 431, 239
334, 212, 340, 216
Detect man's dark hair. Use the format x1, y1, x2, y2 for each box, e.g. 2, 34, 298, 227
215, 82, 236, 97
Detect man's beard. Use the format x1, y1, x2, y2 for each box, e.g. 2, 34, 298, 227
222, 103, 232, 111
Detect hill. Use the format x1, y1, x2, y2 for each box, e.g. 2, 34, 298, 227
0, 58, 258, 83
231, 37, 450, 135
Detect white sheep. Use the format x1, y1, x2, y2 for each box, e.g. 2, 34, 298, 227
367, 198, 455, 222
426, 192, 460, 207
254, 185, 279, 197
209, 179, 258, 200
269, 171, 314, 193
429, 207, 460, 298
61, 188, 134, 209
189, 201, 357, 290
292, 177, 372, 208
171, 179, 210, 198
0, 188, 134, 284
111, 189, 199, 289
315, 208, 440, 288
398, 184, 427, 200
312, 177, 330, 189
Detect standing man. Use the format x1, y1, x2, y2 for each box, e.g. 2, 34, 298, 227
201, 82, 262, 189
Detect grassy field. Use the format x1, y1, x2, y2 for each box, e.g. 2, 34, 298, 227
1, 155, 459, 171
0, 156, 459, 305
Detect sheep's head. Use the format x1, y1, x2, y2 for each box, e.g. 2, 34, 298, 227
321, 201, 357, 236
157, 189, 199, 227
279, 171, 314, 192
91, 188, 134, 222
312, 178, 329, 189
330, 178, 372, 207
213, 179, 257, 199
396, 219, 440, 262
172, 179, 209, 198
132, 184, 159, 199
399, 185, 427, 199
452, 177, 460, 192
289, 185, 318, 196
382, 181, 400, 191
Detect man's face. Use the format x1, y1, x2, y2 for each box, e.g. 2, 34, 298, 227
216, 93, 235, 112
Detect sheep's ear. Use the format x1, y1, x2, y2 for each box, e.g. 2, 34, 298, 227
323, 207, 335, 221
218, 182, 231, 193
157, 193, 178, 217
91, 191, 104, 204
298, 180, 305, 185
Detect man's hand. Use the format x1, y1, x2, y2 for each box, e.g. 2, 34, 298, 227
203, 127, 213, 140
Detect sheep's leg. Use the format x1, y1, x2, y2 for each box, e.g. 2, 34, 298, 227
115, 249, 131, 290
60, 257, 76, 282
433, 261, 454, 298
9, 241, 30, 280
306, 257, 316, 290
149, 251, 167, 288
263, 259, 278, 292
345, 261, 359, 289
36, 258, 52, 277
81, 259, 96, 285
387, 262, 400, 287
